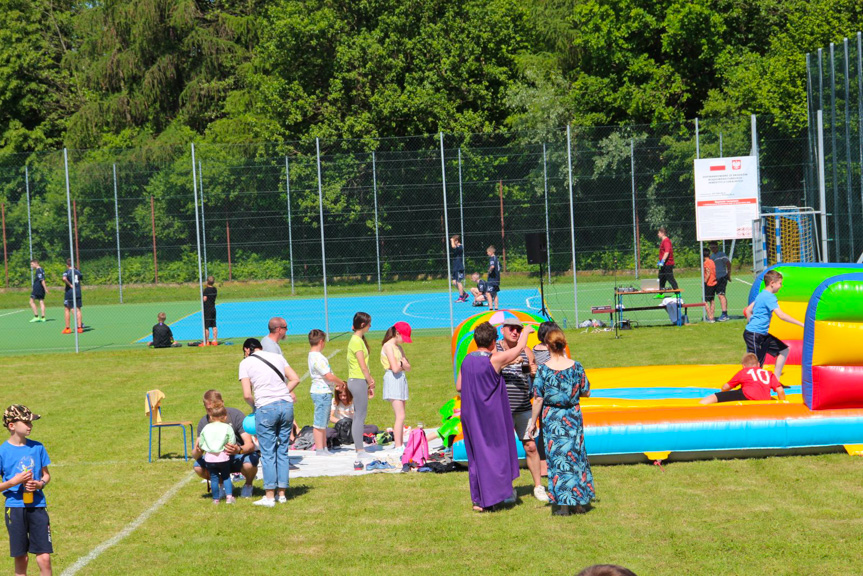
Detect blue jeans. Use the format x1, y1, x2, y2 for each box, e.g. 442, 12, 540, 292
255, 400, 294, 490
205, 461, 233, 499
311, 393, 333, 429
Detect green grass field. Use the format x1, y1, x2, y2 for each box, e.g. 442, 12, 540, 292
3, 319, 863, 575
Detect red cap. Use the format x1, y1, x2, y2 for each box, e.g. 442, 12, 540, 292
394, 321, 412, 343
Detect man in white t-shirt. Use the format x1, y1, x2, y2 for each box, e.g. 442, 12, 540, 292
307, 329, 346, 455
261, 317, 287, 356
239, 337, 300, 508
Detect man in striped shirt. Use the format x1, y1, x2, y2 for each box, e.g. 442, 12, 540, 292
495, 318, 547, 502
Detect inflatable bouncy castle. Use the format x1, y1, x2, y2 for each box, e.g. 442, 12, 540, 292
448, 265, 863, 465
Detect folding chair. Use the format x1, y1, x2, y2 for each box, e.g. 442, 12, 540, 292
146, 390, 194, 462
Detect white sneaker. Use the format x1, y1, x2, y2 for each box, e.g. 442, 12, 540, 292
533, 485, 550, 503
277, 495, 287, 503
240, 484, 253, 498
253, 497, 275, 508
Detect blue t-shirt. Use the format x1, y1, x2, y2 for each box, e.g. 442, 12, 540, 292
488, 255, 501, 284
746, 290, 779, 335
0, 440, 50, 507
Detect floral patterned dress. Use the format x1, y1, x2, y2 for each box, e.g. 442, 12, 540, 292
532, 362, 595, 506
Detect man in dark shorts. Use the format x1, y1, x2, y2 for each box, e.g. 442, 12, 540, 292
191, 390, 259, 498
28, 260, 48, 323
202, 275, 218, 345
450, 236, 467, 302
486, 245, 501, 311
709, 241, 731, 321
61, 258, 83, 334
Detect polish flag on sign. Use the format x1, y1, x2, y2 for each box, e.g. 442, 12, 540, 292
709, 165, 725, 171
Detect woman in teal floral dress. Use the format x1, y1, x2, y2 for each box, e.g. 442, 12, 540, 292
527, 327, 595, 516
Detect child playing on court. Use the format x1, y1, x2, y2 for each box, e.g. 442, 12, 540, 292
308, 329, 346, 456
486, 246, 501, 310
150, 312, 182, 348
202, 276, 218, 345
700, 353, 786, 404
742, 269, 804, 380
469, 272, 488, 306
703, 248, 717, 323
450, 235, 467, 302
198, 405, 237, 504
0, 405, 52, 575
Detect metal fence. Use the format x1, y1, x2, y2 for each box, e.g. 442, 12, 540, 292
0, 116, 812, 353
807, 33, 863, 263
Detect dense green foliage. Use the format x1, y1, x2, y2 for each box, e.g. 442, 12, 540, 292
0, 0, 861, 152
0, 0, 858, 288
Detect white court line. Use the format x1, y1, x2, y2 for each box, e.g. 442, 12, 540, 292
524, 295, 540, 310
60, 472, 194, 576
402, 297, 452, 321
0, 309, 27, 318
298, 349, 342, 382
735, 278, 753, 286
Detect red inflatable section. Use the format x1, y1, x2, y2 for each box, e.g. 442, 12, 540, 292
764, 339, 803, 366
809, 365, 863, 410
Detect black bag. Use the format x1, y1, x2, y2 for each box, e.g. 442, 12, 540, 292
292, 425, 315, 450
334, 418, 354, 445
325, 427, 341, 449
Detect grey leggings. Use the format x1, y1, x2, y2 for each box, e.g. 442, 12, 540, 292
347, 378, 369, 449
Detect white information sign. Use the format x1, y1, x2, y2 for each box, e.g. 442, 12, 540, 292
694, 156, 759, 241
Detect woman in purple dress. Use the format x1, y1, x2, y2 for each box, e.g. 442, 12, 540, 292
457, 321, 534, 512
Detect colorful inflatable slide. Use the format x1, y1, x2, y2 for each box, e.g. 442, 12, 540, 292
445, 264, 863, 464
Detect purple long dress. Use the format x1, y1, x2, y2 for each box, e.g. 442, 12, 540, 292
460, 351, 520, 508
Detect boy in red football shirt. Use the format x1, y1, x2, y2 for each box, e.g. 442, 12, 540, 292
703, 248, 717, 323
700, 353, 786, 404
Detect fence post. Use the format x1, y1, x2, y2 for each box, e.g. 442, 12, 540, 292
1, 202, 7, 288
566, 125, 579, 324
63, 149, 79, 353
372, 150, 381, 291
285, 156, 294, 295
719, 132, 724, 157
113, 164, 123, 303
696, 118, 705, 320
25, 166, 33, 286
72, 199, 80, 267
150, 195, 158, 283
843, 38, 856, 258
226, 216, 232, 281
458, 148, 465, 258
499, 180, 506, 272
630, 138, 639, 279
830, 43, 840, 260
440, 133, 454, 335
191, 143, 206, 343
199, 161, 208, 279
542, 143, 551, 283
858, 33, 863, 239
316, 138, 330, 340
817, 111, 830, 263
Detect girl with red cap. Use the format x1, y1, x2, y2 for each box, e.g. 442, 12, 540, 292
381, 321, 412, 452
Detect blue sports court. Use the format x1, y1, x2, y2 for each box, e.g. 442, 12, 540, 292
138, 288, 543, 343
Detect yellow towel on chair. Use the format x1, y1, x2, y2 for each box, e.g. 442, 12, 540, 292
145, 390, 165, 423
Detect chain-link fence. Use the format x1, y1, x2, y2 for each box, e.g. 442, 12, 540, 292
0, 116, 811, 354
807, 33, 863, 263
